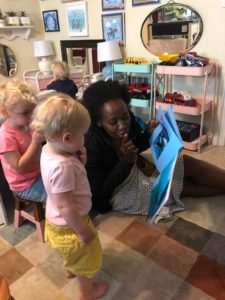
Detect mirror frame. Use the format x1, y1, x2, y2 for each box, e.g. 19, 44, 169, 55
140, 3, 203, 53
0, 44, 17, 77
60, 39, 104, 73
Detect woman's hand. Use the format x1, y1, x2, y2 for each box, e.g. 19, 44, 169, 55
76, 146, 87, 165
136, 154, 155, 177
121, 134, 138, 164
146, 119, 158, 136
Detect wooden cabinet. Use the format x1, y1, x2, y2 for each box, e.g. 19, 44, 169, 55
154, 64, 218, 152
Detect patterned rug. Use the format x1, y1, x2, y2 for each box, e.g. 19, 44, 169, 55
1, 146, 225, 299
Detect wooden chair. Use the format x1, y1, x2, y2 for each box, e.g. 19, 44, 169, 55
13, 193, 45, 242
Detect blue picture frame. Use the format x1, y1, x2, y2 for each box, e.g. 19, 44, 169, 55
132, 0, 160, 6
42, 10, 60, 32
102, 0, 125, 11
66, 2, 88, 36
101, 13, 125, 46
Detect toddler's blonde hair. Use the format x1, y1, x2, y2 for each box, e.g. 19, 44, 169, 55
32, 93, 90, 140
0, 80, 37, 114
52, 61, 70, 80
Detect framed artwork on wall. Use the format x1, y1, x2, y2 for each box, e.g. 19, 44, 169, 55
102, 0, 125, 11
66, 1, 88, 36
42, 10, 60, 32
132, 0, 160, 6
101, 13, 125, 46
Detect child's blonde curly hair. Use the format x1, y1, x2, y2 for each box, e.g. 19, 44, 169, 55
52, 61, 70, 80
31, 93, 90, 140
0, 80, 37, 114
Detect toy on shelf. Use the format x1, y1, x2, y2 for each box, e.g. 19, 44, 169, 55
125, 57, 150, 65
175, 52, 209, 67
158, 53, 180, 65
128, 82, 151, 100
176, 120, 200, 142
158, 52, 209, 67
163, 91, 197, 107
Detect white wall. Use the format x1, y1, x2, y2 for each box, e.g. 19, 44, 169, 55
0, 0, 44, 83
38, 1, 225, 76
1, 0, 225, 80
1, 0, 225, 143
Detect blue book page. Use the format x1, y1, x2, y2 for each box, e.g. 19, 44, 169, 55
148, 105, 183, 222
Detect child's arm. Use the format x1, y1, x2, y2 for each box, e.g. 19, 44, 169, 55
4, 131, 43, 173
53, 191, 95, 246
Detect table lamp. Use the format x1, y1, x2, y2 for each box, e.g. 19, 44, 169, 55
33, 40, 54, 73
97, 40, 122, 78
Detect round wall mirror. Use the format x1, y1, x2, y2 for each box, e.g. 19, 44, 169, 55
0, 44, 17, 77
141, 3, 203, 56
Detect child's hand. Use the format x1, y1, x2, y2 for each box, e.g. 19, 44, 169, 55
32, 130, 45, 145
146, 119, 158, 136
76, 146, 87, 165
80, 226, 95, 246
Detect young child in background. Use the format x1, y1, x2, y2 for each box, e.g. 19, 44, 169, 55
0, 80, 46, 202
31, 94, 108, 300
47, 61, 78, 99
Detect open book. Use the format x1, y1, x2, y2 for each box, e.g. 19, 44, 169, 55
147, 105, 184, 222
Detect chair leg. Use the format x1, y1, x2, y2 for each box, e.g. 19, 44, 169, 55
13, 193, 45, 242
14, 196, 25, 228
14, 209, 23, 228
36, 219, 45, 242
32, 202, 45, 242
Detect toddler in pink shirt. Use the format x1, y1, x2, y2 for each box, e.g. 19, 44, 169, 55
0, 80, 46, 202
32, 94, 108, 300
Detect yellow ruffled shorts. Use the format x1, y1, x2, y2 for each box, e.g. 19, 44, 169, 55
45, 216, 102, 278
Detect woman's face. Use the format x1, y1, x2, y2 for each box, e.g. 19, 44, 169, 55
98, 99, 131, 139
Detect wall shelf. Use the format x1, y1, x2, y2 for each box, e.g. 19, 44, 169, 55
0, 26, 34, 40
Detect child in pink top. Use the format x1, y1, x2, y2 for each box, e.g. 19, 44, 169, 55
32, 94, 108, 300
0, 80, 46, 202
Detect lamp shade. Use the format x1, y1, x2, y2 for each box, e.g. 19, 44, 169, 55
97, 40, 122, 62
33, 40, 54, 57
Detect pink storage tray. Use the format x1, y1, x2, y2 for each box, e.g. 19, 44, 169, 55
156, 64, 213, 76
155, 98, 212, 116
183, 135, 208, 151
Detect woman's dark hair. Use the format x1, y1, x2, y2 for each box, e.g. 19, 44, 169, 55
82, 80, 130, 125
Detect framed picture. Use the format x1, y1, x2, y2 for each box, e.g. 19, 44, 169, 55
66, 1, 88, 36
102, 0, 125, 11
101, 13, 125, 46
42, 10, 60, 32
132, 0, 160, 6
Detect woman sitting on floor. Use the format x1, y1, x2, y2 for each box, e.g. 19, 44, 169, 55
83, 80, 225, 224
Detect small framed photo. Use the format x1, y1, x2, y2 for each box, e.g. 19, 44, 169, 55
101, 13, 125, 46
42, 10, 60, 32
66, 1, 88, 37
132, 0, 160, 6
102, 0, 125, 11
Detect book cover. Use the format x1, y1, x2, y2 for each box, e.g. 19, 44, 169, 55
148, 105, 184, 221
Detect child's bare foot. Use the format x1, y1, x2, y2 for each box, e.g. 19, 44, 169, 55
64, 269, 75, 279
93, 281, 109, 299
80, 281, 109, 300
